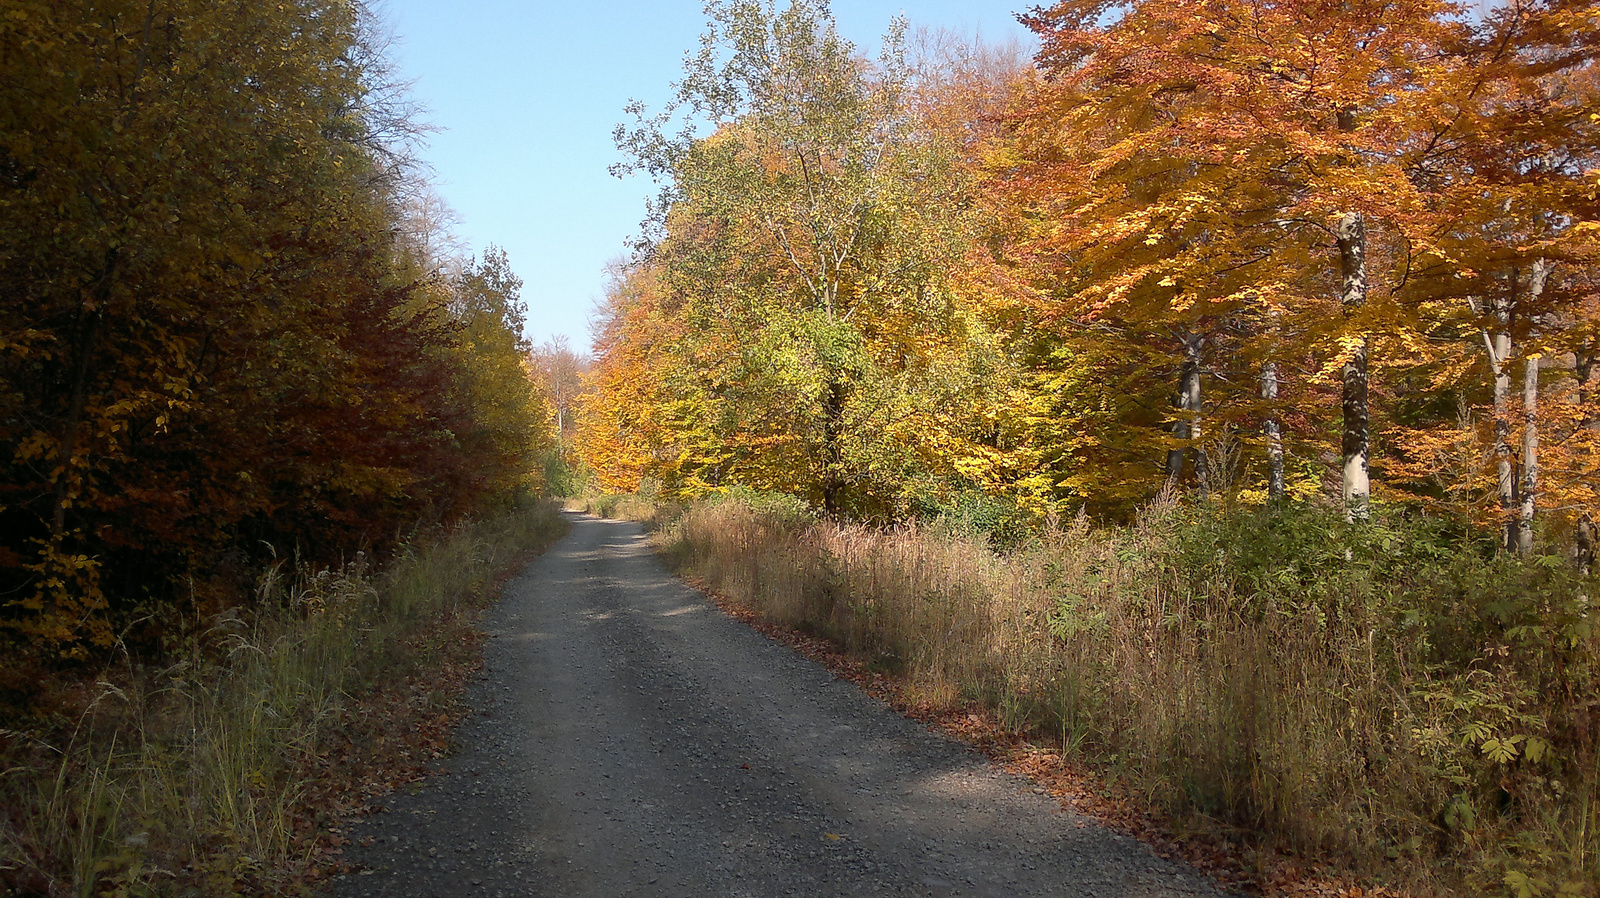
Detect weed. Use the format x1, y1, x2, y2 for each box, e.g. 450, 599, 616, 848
659, 494, 1599, 897
0, 499, 566, 896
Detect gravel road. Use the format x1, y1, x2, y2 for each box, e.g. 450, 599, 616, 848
325, 511, 1232, 898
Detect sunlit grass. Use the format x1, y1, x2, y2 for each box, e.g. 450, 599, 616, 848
660, 494, 1599, 897
573, 490, 672, 525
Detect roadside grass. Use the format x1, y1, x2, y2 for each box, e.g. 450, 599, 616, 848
571, 490, 674, 526
657, 492, 1599, 898
0, 498, 566, 897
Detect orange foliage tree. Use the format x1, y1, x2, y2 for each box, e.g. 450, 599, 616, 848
1001, 0, 1600, 535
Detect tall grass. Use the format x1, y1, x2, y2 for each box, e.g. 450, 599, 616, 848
660, 494, 1598, 897
572, 487, 675, 526
0, 499, 566, 897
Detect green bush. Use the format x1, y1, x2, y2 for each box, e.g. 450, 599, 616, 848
909, 487, 1037, 550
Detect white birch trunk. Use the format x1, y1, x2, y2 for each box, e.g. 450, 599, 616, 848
1337, 211, 1370, 522
1485, 294, 1516, 552
1516, 259, 1551, 554
1262, 361, 1284, 502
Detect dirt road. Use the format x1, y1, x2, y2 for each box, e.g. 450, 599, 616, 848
326, 512, 1230, 898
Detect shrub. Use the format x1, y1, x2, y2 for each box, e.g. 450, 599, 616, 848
662, 493, 1599, 896
0, 500, 566, 896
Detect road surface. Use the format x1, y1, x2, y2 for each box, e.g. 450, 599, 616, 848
325, 511, 1229, 898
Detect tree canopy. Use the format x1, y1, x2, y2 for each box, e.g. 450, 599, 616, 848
0, 0, 550, 662
586, 0, 1600, 544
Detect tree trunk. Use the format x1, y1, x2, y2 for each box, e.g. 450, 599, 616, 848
50, 311, 100, 538
1577, 348, 1598, 573
820, 378, 847, 516
1262, 360, 1284, 502
49, 251, 118, 538
1517, 345, 1540, 554
1337, 211, 1370, 522
1516, 260, 1551, 555
1486, 293, 1516, 551
1164, 332, 1204, 487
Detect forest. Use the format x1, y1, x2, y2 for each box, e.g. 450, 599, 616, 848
575, 0, 1600, 894
1, 1, 560, 892
585, 0, 1599, 539
4, 0, 1599, 894
0, 0, 548, 674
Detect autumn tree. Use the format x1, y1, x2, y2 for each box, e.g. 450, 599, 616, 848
529, 336, 587, 443
0, 0, 549, 660
526, 335, 589, 495
1007, 0, 1477, 518
577, 263, 683, 495
607, 0, 1018, 516
1453, 2, 1596, 552
437, 248, 548, 508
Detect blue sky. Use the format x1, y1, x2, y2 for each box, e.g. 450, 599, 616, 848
377, 1, 1036, 353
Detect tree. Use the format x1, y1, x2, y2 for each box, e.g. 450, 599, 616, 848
529, 336, 588, 443
0, 0, 551, 660
577, 263, 682, 495
1008, 0, 1472, 518
609, 0, 1016, 516
1390, 0, 1600, 550
440, 248, 547, 506
527, 334, 589, 496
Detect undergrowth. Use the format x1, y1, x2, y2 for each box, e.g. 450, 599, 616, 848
572, 481, 678, 527
658, 492, 1598, 897
0, 499, 566, 897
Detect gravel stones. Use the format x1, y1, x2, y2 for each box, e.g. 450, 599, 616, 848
324, 512, 1232, 898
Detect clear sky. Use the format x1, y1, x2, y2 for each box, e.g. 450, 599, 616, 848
376, 1, 1037, 354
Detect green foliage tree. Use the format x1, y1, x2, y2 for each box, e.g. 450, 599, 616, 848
441, 248, 548, 507
610, 0, 1017, 516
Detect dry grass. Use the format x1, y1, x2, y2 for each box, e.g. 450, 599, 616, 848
574, 491, 676, 527
0, 499, 567, 897
659, 494, 1599, 897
